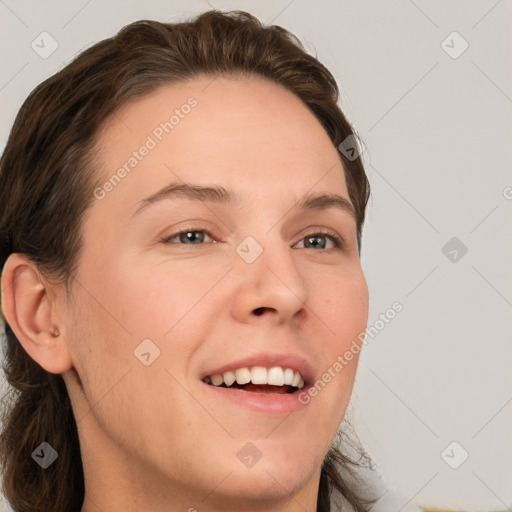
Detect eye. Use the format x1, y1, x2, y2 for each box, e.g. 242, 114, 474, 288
295, 230, 343, 250
161, 229, 214, 245
159, 227, 343, 249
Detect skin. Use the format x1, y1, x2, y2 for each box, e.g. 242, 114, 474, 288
2, 75, 369, 512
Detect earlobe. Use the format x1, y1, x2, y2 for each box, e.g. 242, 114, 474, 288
1, 253, 73, 375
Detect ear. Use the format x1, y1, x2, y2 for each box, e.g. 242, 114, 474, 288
1, 253, 73, 374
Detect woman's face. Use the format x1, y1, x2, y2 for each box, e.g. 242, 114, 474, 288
63, 75, 369, 510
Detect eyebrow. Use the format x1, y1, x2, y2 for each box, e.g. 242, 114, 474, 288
133, 182, 356, 221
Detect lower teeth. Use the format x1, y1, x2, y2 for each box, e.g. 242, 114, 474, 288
207, 382, 297, 393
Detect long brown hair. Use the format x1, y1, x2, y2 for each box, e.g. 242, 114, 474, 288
0, 10, 375, 511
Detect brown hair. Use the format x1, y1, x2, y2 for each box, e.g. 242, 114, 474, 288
0, 10, 374, 512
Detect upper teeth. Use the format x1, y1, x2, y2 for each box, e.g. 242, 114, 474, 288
204, 366, 305, 389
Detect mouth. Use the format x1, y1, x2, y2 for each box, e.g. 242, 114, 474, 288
202, 366, 306, 395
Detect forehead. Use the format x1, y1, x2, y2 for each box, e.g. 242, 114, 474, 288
92, 75, 349, 215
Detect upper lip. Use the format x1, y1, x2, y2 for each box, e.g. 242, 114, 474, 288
201, 352, 315, 386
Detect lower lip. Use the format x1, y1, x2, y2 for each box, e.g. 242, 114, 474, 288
202, 382, 310, 414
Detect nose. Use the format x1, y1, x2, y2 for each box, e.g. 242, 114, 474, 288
229, 238, 308, 326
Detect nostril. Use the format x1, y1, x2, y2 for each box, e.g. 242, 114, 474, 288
253, 307, 276, 316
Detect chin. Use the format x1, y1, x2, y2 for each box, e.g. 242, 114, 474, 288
214, 446, 319, 502
204, 465, 316, 511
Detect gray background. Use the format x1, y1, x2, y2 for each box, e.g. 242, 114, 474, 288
1, 1, 511, 511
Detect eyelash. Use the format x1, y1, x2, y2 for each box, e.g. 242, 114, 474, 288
160, 227, 344, 250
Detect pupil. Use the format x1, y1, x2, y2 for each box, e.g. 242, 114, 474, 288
306, 236, 325, 249
181, 231, 203, 244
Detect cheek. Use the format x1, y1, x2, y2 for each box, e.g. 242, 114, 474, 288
306, 268, 368, 427
317, 268, 369, 344
66, 289, 131, 392
111, 263, 220, 339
